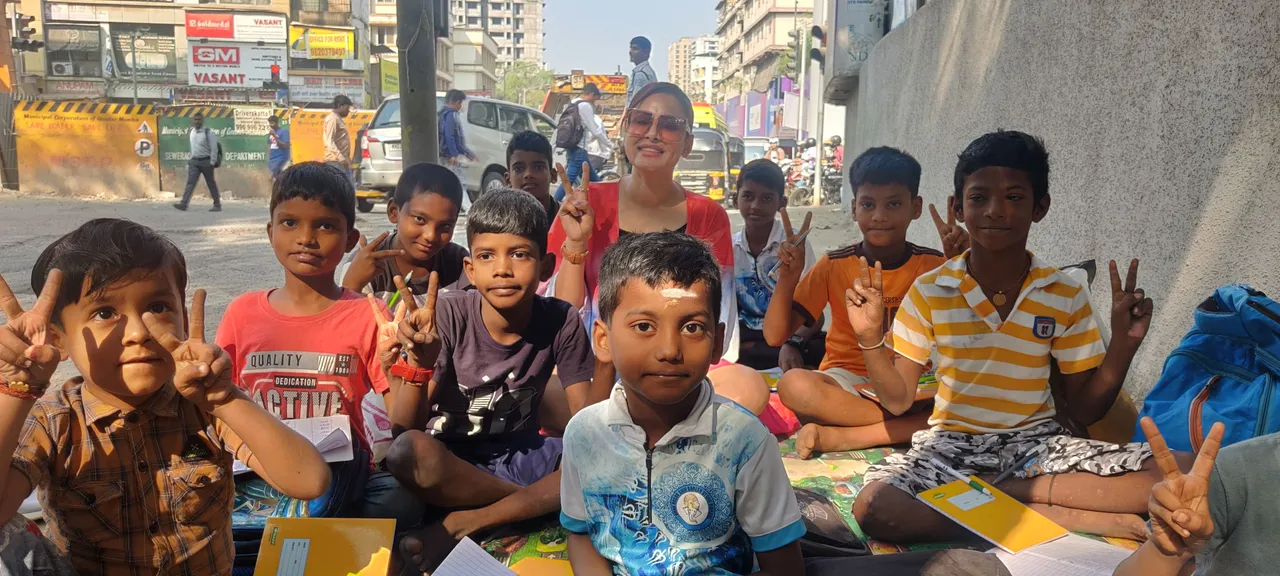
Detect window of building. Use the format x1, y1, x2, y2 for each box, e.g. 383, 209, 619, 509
491, 17, 501, 26
468, 16, 480, 25
46, 26, 102, 78
299, 0, 351, 12
467, 1, 479, 9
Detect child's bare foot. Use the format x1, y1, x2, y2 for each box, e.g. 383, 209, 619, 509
398, 522, 458, 573
796, 423, 823, 459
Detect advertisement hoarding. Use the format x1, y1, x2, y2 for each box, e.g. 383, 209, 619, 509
188, 42, 287, 88
185, 12, 287, 43
288, 74, 362, 103
288, 25, 354, 60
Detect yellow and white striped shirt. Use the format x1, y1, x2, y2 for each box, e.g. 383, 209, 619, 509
892, 253, 1106, 433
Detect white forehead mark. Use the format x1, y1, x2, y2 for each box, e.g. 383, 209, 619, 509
661, 288, 698, 299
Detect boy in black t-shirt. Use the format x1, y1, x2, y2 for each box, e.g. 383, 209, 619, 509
338, 162, 471, 306
506, 130, 561, 222
385, 187, 605, 571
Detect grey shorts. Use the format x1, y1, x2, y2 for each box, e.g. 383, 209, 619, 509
864, 419, 1153, 495
820, 367, 870, 395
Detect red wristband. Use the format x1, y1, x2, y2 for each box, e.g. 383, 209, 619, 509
390, 358, 433, 386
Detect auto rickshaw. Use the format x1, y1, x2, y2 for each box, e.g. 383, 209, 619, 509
674, 128, 731, 203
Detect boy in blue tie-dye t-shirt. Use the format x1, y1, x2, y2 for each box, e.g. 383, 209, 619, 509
560, 232, 805, 575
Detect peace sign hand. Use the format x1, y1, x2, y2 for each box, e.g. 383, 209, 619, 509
1110, 259, 1154, 347
370, 295, 407, 373
143, 290, 240, 413
395, 272, 443, 368
0, 270, 64, 388
845, 257, 886, 345
930, 197, 970, 259
341, 232, 405, 291
774, 207, 812, 284
555, 162, 595, 247
1140, 417, 1224, 557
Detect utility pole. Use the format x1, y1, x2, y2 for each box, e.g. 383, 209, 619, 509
795, 0, 807, 144
130, 34, 138, 105
397, 0, 439, 164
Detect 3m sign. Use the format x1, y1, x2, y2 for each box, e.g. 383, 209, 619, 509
193, 46, 240, 65
187, 42, 286, 88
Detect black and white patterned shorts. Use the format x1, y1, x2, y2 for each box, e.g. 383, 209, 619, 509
864, 419, 1153, 495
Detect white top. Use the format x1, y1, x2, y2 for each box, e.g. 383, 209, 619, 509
189, 127, 218, 160
570, 98, 612, 156
732, 218, 816, 331
560, 381, 805, 573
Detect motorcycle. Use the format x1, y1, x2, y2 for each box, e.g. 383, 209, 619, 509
821, 162, 843, 204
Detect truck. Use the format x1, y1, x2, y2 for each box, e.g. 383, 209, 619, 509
540, 71, 628, 178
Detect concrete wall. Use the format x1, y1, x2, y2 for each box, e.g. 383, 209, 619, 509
852, 0, 1280, 401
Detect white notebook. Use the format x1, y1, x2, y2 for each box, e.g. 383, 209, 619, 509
991, 534, 1134, 576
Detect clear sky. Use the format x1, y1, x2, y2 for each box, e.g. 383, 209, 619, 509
542, 0, 719, 78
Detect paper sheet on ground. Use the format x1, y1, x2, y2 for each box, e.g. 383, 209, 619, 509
234, 415, 354, 474
991, 534, 1133, 575
434, 537, 517, 576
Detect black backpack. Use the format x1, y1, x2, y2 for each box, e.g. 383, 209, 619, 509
554, 100, 585, 149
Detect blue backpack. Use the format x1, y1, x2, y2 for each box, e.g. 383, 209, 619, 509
1134, 285, 1280, 452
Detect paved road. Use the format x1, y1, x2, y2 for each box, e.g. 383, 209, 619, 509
0, 194, 853, 383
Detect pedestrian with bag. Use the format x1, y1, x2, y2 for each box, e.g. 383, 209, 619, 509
174, 111, 222, 212
554, 82, 610, 202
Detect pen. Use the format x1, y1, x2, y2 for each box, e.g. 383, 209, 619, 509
991, 445, 1046, 486
387, 270, 414, 310
930, 456, 989, 495
767, 227, 814, 281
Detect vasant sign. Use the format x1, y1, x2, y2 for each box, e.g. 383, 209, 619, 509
188, 43, 287, 88
184, 12, 287, 43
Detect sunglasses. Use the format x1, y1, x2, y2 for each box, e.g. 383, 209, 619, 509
623, 109, 690, 144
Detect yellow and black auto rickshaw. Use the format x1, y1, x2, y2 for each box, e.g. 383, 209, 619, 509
675, 128, 731, 203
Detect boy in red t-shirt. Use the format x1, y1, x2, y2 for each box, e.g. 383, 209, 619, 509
216, 162, 424, 528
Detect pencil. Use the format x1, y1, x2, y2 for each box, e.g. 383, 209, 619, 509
992, 445, 1046, 486
930, 456, 989, 495
387, 270, 414, 310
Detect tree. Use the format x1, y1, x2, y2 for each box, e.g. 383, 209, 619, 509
494, 61, 555, 107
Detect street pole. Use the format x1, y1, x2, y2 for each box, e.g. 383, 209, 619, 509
397, 0, 439, 164
130, 33, 138, 105
796, 0, 807, 144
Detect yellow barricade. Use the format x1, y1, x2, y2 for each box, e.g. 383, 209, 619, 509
288, 109, 374, 166
15, 101, 160, 198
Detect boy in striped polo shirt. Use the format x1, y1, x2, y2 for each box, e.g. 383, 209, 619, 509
848, 131, 1173, 543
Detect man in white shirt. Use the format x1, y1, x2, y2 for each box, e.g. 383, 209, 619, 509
555, 83, 611, 202
626, 36, 657, 107
174, 112, 221, 212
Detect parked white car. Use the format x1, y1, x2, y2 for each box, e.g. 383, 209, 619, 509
357, 93, 564, 210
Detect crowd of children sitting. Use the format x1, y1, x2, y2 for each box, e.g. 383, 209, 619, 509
0, 87, 1269, 575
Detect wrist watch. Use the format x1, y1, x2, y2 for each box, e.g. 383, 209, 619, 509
785, 335, 807, 349
389, 358, 433, 386
561, 243, 588, 266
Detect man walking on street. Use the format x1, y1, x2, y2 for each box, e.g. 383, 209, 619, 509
173, 112, 221, 212
268, 115, 290, 182
324, 95, 354, 182
555, 83, 610, 202
438, 89, 476, 209
626, 36, 657, 107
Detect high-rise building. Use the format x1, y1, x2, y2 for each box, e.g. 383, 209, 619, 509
715, 0, 812, 99
669, 35, 721, 100
451, 0, 545, 68
370, 1, 455, 96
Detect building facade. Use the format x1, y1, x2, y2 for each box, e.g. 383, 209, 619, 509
449, 0, 543, 68
669, 35, 720, 101
668, 37, 692, 95
369, 0, 455, 98
20, 0, 296, 103
451, 27, 498, 94
715, 0, 811, 101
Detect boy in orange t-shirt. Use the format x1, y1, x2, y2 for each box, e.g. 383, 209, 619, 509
764, 147, 963, 457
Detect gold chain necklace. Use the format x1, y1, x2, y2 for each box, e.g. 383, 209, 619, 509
967, 257, 1032, 307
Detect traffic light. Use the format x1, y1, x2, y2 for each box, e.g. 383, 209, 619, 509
809, 25, 827, 70
432, 0, 450, 38
11, 13, 43, 52
263, 63, 288, 90
782, 29, 801, 81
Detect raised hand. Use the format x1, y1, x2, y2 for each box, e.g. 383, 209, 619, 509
844, 257, 886, 345
1110, 259, 1154, 346
1140, 417, 1224, 557
556, 162, 595, 247
143, 289, 240, 413
395, 272, 443, 367
341, 232, 404, 291
774, 207, 813, 284
370, 295, 407, 372
0, 270, 63, 388
930, 197, 970, 259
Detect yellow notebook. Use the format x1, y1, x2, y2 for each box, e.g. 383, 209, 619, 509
511, 558, 574, 576
916, 477, 1067, 553
254, 517, 397, 576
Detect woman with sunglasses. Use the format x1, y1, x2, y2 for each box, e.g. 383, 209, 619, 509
547, 82, 770, 415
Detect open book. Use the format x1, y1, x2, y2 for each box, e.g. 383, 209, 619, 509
233, 414, 354, 475
990, 534, 1134, 576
